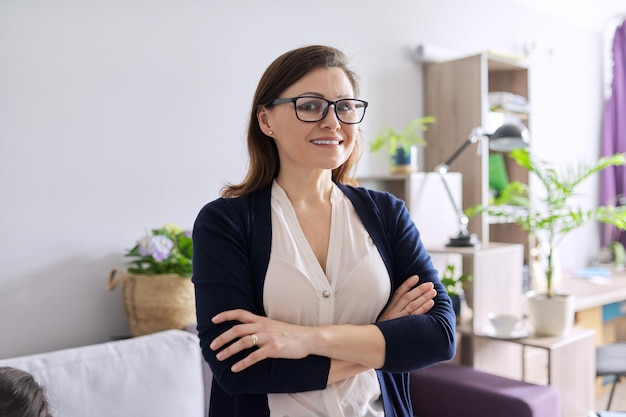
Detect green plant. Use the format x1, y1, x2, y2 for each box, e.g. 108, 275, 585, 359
467, 148, 626, 297
369, 116, 435, 155
440, 263, 472, 297
125, 223, 193, 277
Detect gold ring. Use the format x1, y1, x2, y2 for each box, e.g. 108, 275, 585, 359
250, 334, 258, 347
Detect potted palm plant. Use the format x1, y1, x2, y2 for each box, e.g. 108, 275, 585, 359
468, 148, 626, 336
369, 116, 435, 174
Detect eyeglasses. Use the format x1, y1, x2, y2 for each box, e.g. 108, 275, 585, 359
269, 96, 368, 124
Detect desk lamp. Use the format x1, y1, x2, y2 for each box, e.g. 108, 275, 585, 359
435, 123, 530, 247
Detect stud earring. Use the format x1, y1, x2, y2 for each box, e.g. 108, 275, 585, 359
268, 130, 273, 135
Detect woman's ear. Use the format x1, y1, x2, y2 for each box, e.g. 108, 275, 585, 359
257, 106, 272, 136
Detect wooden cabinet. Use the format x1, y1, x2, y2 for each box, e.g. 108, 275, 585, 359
423, 53, 531, 261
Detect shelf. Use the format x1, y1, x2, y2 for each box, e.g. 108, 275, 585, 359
489, 109, 529, 121
423, 52, 531, 261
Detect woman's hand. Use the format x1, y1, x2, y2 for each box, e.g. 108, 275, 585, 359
378, 275, 436, 322
210, 309, 313, 373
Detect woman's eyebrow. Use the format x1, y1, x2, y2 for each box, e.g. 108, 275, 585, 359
297, 92, 355, 99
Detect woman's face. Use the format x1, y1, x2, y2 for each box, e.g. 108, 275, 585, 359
257, 67, 360, 177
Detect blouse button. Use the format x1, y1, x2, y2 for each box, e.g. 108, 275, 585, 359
322, 291, 331, 298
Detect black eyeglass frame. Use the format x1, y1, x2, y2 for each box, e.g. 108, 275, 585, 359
268, 95, 369, 124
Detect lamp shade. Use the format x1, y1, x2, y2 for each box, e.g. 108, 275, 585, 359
487, 124, 530, 152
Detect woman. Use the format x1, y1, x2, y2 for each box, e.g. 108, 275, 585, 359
0, 367, 52, 417
193, 45, 456, 417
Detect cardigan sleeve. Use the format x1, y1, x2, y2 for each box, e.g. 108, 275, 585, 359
344, 186, 456, 373
192, 196, 330, 396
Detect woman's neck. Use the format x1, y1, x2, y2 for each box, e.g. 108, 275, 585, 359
275, 170, 333, 207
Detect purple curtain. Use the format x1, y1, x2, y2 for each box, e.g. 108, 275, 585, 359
601, 20, 626, 246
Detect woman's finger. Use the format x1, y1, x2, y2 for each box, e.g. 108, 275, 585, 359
210, 310, 260, 351
387, 275, 420, 310
210, 323, 253, 351
212, 309, 258, 324
406, 298, 435, 315
379, 277, 435, 321
405, 284, 437, 315
214, 330, 259, 361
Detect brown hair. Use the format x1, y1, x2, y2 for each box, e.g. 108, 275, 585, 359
0, 367, 52, 417
221, 45, 362, 198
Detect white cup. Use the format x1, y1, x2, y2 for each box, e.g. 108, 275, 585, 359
489, 313, 521, 336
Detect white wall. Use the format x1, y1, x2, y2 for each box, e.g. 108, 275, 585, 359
0, 0, 612, 357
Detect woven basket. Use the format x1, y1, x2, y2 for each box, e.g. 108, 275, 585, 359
108, 269, 196, 337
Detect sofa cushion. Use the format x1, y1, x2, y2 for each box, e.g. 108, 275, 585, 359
0, 329, 205, 417
410, 363, 561, 417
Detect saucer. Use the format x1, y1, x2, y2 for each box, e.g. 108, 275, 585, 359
481, 325, 530, 339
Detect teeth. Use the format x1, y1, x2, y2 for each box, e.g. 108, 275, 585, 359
311, 140, 341, 145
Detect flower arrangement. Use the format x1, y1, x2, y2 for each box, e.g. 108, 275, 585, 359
125, 223, 193, 278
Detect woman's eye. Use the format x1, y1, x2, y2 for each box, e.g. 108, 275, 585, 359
297, 99, 323, 112
336, 102, 353, 112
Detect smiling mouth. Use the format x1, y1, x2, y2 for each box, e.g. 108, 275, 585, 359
310, 139, 343, 145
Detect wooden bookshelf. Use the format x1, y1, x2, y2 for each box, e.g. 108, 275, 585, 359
423, 53, 531, 261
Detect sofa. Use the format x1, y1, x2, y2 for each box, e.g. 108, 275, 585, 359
0, 330, 208, 417
0, 329, 560, 417
410, 362, 561, 417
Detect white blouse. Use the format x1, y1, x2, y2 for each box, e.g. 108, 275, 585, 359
264, 181, 390, 417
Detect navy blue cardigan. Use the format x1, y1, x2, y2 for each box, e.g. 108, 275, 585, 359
192, 183, 456, 417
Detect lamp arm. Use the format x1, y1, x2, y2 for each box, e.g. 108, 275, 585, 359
436, 165, 469, 236
439, 127, 483, 168
433, 128, 484, 242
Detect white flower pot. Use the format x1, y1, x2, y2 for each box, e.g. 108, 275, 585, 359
527, 292, 575, 337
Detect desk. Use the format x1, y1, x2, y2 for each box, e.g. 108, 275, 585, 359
563, 272, 626, 312
562, 272, 626, 344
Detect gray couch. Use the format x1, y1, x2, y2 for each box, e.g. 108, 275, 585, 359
0, 329, 560, 417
